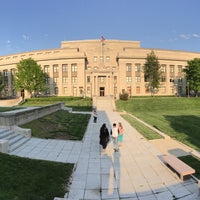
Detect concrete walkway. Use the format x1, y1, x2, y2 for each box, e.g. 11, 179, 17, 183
3, 98, 200, 199
0, 98, 22, 106
10, 110, 199, 200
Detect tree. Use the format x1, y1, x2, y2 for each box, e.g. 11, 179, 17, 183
14, 58, 48, 98
183, 58, 200, 97
143, 51, 161, 96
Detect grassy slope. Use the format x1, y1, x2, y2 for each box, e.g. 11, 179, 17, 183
0, 153, 74, 200
116, 97, 200, 151
21, 110, 91, 140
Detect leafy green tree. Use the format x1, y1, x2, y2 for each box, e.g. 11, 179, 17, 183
183, 58, 200, 97
14, 58, 48, 98
143, 51, 161, 96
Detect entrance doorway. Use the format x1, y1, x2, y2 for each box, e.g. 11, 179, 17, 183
100, 87, 105, 96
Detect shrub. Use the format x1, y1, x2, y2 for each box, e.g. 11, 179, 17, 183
119, 92, 129, 100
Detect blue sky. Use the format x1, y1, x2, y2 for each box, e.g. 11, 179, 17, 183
1, 0, 200, 56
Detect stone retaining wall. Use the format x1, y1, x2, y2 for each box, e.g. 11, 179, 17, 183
0, 102, 65, 127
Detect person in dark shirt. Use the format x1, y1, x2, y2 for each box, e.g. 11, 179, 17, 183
99, 123, 110, 151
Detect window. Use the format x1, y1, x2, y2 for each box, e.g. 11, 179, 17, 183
3, 70, 8, 77
79, 87, 83, 96
71, 64, 77, 72
62, 64, 68, 72
99, 76, 105, 83
106, 56, 110, 62
127, 86, 131, 95
87, 76, 91, 83
63, 87, 67, 95
72, 76, 77, 83
126, 63, 132, 72
178, 78, 182, 83
126, 76, 132, 82
136, 86, 140, 94
135, 64, 141, 72
178, 65, 182, 73
170, 77, 174, 82
161, 65, 166, 72
44, 65, 50, 73
53, 77, 58, 83
53, 65, 59, 73
93, 56, 97, 62
161, 76, 166, 82
136, 76, 141, 82
73, 87, 77, 96
87, 86, 91, 94
170, 65, 174, 73
45, 77, 50, 84
54, 87, 58, 95
62, 77, 68, 83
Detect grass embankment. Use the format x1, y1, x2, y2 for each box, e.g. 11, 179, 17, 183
0, 152, 74, 200
116, 97, 200, 151
179, 155, 200, 179
21, 110, 91, 140
121, 114, 162, 140
117, 97, 200, 179
0, 107, 22, 112
0, 96, 92, 199
21, 96, 93, 111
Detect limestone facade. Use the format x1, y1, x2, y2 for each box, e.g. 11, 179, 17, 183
0, 39, 200, 99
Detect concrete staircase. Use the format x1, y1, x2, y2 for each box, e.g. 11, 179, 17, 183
0, 129, 30, 152
93, 96, 116, 111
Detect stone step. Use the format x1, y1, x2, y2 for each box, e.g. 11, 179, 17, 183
0, 128, 30, 153
8, 134, 25, 145
9, 137, 30, 152
0, 129, 14, 139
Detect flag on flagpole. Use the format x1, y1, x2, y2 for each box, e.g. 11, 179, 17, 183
100, 36, 105, 42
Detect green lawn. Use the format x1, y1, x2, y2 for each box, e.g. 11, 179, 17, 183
0, 152, 74, 200
0, 97, 92, 199
121, 114, 162, 140
20, 110, 91, 140
116, 97, 200, 151
21, 96, 93, 111
0, 106, 23, 112
179, 155, 200, 179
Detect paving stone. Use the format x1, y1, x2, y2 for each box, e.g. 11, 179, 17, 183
9, 103, 200, 200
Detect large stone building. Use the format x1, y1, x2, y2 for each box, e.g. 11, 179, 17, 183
0, 39, 200, 99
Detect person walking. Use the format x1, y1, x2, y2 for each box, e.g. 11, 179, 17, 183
93, 110, 97, 123
99, 123, 110, 152
118, 122, 124, 147
111, 123, 119, 152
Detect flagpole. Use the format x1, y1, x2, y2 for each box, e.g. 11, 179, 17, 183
100, 36, 105, 68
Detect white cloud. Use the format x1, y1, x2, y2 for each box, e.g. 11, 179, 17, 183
22, 34, 30, 40
179, 33, 200, 40
6, 40, 11, 44
179, 34, 191, 40
192, 33, 200, 38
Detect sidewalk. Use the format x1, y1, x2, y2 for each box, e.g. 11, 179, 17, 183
0, 98, 21, 106
57, 110, 199, 200
7, 99, 200, 199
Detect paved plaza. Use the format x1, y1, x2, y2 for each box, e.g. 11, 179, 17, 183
10, 109, 200, 200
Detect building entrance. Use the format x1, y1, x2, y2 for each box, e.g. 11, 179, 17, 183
100, 87, 105, 96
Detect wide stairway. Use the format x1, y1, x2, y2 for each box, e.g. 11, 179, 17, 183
93, 96, 116, 111
0, 129, 30, 152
